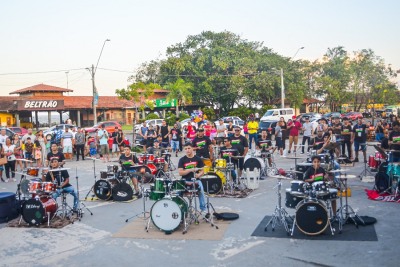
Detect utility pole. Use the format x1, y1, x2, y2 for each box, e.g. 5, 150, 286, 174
91, 64, 97, 125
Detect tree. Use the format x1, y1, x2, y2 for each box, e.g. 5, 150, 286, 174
165, 78, 193, 117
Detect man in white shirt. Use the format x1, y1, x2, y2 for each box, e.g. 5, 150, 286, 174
97, 124, 110, 162
0, 128, 7, 146
216, 119, 226, 144
301, 117, 314, 154
61, 127, 74, 159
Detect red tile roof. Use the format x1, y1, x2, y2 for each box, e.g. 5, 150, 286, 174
9, 84, 73, 94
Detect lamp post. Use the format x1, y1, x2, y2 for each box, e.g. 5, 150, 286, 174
280, 47, 304, 108
88, 39, 111, 125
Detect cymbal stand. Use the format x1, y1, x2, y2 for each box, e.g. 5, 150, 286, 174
127, 181, 150, 224
223, 155, 235, 194
75, 168, 93, 220
203, 180, 218, 229
57, 191, 74, 221
358, 149, 374, 179
183, 177, 201, 234
84, 157, 99, 200
264, 177, 291, 235
337, 174, 364, 231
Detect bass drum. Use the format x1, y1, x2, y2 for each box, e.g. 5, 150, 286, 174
94, 179, 119, 200
295, 199, 328, 235
151, 196, 188, 233
22, 196, 58, 226
112, 182, 134, 201
243, 156, 265, 173
200, 171, 226, 194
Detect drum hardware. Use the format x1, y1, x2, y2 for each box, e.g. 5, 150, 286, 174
264, 175, 292, 235
47, 168, 71, 172
16, 158, 34, 162
56, 192, 74, 221
126, 183, 150, 224
358, 152, 374, 180
373, 145, 387, 159
84, 157, 100, 201
381, 153, 400, 197
182, 178, 201, 234
335, 173, 364, 233
74, 167, 93, 220
202, 179, 219, 229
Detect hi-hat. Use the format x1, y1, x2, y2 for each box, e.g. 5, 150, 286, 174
285, 170, 303, 173
328, 169, 350, 173
232, 155, 245, 158
367, 142, 380, 146
223, 149, 238, 152
16, 159, 33, 162
87, 157, 101, 161
287, 156, 304, 159
48, 168, 70, 172
269, 175, 292, 180
337, 157, 348, 160
338, 174, 357, 179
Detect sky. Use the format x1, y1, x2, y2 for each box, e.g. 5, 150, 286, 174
0, 0, 399, 97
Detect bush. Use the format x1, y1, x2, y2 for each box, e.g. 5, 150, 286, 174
145, 113, 159, 120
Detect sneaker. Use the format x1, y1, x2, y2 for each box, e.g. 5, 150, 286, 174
13, 178, 16, 182
352, 158, 359, 163
5, 179, 9, 183
300, 152, 304, 154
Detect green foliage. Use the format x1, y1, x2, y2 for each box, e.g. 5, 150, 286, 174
165, 111, 177, 126
115, 82, 161, 111
178, 113, 191, 121
165, 78, 193, 117
228, 106, 254, 120
201, 107, 216, 121
145, 113, 159, 120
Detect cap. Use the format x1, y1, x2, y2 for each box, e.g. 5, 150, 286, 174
292, 115, 297, 119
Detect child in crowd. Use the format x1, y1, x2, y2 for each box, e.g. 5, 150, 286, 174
24, 137, 34, 167
88, 136, 97, 157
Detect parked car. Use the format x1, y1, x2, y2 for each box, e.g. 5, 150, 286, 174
8, 127, 28, 136
214, 118, 245, 129
134, 119, 164, 133
43, 124, 77, 144
341, 112, 363, 121
85, 121, 121, 134
322, 112, 342, 120
258, 120, 278, 136
2, 128, 17, 139
299, 113, 322, 124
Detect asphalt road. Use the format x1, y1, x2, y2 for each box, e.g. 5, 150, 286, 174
0, 143, 398, 267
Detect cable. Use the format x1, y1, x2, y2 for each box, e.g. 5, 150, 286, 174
0, 68, 86, 76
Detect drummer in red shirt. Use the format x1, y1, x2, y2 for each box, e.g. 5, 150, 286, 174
287, 115, 302, 154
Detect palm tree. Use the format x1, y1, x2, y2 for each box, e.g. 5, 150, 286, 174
165, 78, 193, 117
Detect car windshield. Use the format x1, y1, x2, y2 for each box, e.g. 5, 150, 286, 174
93, 124, 99, 128
263, 111, 274, 116
259, 121, 272, 128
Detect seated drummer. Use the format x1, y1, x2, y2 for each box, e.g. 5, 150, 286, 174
45, 158, 78, 212
304, 155, 337, 214
220, 138, 238, 182
178, 142, 207, 217
147, 139, 168, 172
389, 121, 400, 162
256, 129, 274, 167
118, 146, 140, 196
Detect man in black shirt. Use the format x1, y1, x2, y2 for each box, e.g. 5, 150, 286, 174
220, 138, 238, 182
46, 143, 66, 167
178, 142, 207, 215
230, 126, 249, 178
118, 146, 141, 195
159, 120, 170, 148
351, 118, 367, 163
45, 158, 78, 211
170, 123, 182, 157
145, 125, 157, 148
389, 121, 400, 162
341, 117, 352, 159
256, 129, 274, 167
192, 128, 213, 160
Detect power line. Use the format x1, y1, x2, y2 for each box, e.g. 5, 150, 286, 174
0, 68, 86, 76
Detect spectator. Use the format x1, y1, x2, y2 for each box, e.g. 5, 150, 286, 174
97, 124, 110, 162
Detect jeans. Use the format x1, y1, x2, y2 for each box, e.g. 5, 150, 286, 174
171, 140, 179, 152
195, 180, 206, 211
249, 133, 258, 149
376, 133, 384, 141
76, 144, 85, 160
53, 186, 79, 210
5, 160, 16, 179
301, 136, 311, 153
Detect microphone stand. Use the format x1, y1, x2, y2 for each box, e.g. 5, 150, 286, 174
75, 167, 93, 220
84, 157, 99, 200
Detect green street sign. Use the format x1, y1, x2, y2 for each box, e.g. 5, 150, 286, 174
155, 98, 177, 108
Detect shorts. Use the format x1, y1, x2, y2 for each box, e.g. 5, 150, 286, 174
25, 152, 33, 160
100, 144, 109, 155
354, 141, 366, 152
0, 166, 3, 171
275, 137, 283, 149
63, 145, 72, 153
112, 144, 120, 153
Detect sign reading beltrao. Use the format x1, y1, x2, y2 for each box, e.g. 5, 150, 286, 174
154, 98, 177, 108
17, 100, 64, 111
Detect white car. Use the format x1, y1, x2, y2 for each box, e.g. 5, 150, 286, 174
134, 119, 164, 133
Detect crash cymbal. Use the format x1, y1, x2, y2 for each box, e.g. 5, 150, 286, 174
287, 156, 304, 159
16, 158, 33, 162
48, 168, 71, 172
338, 174, 356, 179
328, 169, 348, 173
337, 157, 348, 160
285, 170, 303, 173
269, 175, 292, 180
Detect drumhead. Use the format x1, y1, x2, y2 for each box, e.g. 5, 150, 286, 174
295, 200, 328, 235
94, 180, 113, 200
243, 157, 265, 172
200, 173, 222, 194
112, 182, 133, 201
151, 198, 183, 232
22, 197, 57, 226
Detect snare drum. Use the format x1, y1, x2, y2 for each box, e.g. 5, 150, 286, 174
100, 171, 115, 179
318, 188, 338, 201
27, 167, 39, 177
154, 157, 165, 165
28, 181, 43, 193
215, 158, 227, 169
202, 158, 212, 167
42, 182, 57, 193
312, 181, 329, 196
375, 151, 384, 161
290, 180, 306, 196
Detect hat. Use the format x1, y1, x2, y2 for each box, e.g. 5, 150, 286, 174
292, 115, 297, 119
153, 139, 159, 143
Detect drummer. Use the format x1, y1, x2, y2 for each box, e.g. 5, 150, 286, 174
230, 126, 249, 178
219, 138, 238, 182
256, 129, 274, 167
192, 128, 213, 163
147, 139, 169, 172
178, 142, 207, 217
118, 146, 141, 196
45, 158, 78, 212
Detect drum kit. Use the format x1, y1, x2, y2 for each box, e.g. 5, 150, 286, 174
265, 167, 363, 236
12, 166, 91, 226
244, 147, 278, 178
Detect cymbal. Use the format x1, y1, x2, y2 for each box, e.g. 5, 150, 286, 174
232, 155, 245, 158
367, 142, 380, 146
13, 171, 37, 178
86, 157, 101, 161
16, 159, 33, 162
48, 168, 70, 172
269, 175, 292, 180
338, 174, 357, 179
328, 169, 347, 173
337, 157, 348, 160
387, 149, 400, 153
223, 149, 238, 152
373, 145, 387, 158
285, 170, 303, 173
287, 157, 304, 159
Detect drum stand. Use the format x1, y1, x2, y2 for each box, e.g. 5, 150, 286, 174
75, 168, 93, 220
336, 175, 364, 232
358, 157, 374, 179
203, 180, 219, 229
183, 178, 209, 234
84, 157, 100, 200
57, 192, 74, 221
264, 177, 291, 235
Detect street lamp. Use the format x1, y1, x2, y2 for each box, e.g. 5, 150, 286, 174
88, 39, 111, 125
281, 47, 304, 108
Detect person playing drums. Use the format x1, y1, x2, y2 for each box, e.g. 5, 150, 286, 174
45, 158, 78, 212
178, 142, 207, 217
303, 155, 337, 215
118, 146, 141, 196
147, 140, 169, 172
220, 138, 238, 182
230, 126, 249, 178
192, 128, 213, 162
256, 129, 274, 167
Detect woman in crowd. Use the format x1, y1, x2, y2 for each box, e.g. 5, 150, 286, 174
4, 137, 16, 182
12, 134, 23, 171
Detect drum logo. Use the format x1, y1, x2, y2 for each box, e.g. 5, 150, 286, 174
26, 204, 40, 209
172, 212, 179, 219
